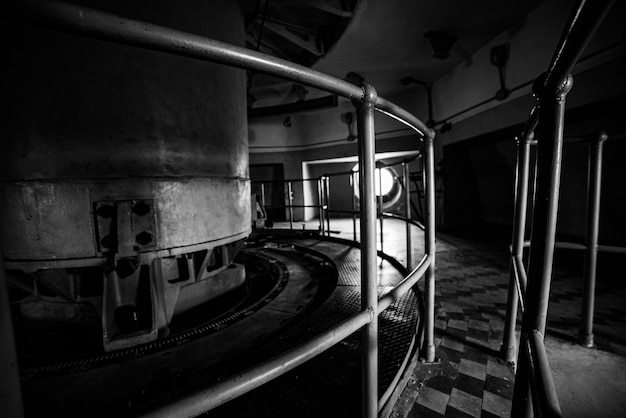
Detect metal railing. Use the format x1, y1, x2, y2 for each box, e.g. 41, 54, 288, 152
502, 131, 626, 360
498, 1, 616, 416
237, 131, 433, 417
3, 1, 437, 417
254, 157, 425, 267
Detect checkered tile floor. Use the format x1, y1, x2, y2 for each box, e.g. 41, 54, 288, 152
390, 224, 626, 418
388, 237, 515, 418
274, 219, 626, 417
548, 266, 626, 355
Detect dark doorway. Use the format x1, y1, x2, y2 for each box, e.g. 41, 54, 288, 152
442, 125, 519, 231
250, 164, 286, 221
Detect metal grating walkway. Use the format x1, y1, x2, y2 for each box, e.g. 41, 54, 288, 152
206, 237, 420, 417
18, 234, 420, 417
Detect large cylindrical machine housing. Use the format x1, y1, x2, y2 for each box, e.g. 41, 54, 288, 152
2, 0, 250, 350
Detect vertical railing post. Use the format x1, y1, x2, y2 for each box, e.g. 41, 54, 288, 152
351, 172, 358, 241
422, 134, 436, 363
0, 250, 24, 418
502, 134, 533, 362
261, 182, 266, 223
288, 181, 294, 230
325, 176, 331, 236
323, 177, 327, 235
356, 84, 378, 418
403, 161, 412, 269
317, 178, 324, 234
580, 131, 607, 347
378, 166, 384, 254
512, 74, 572, 418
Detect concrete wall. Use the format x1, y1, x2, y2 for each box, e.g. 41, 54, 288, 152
249, 135, 422, 221
248, 0, 626, 243
248, 88, 426, 154
306, 162, 355, 219
432, 0, 626, 144
431, 0, 626, 239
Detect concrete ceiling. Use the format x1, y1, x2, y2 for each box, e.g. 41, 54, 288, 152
247, 0, 546, 106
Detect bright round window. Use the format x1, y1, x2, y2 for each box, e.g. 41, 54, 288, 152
352, 164, 399, 201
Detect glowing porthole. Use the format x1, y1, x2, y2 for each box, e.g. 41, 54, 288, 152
352, 164, 397, 198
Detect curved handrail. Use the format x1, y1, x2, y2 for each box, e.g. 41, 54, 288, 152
543, 0, 614, 92
7, 0, 434, 140
144, 309, 374, 417
509, 1, 615, 417
521, 0, 614, 141
383, 212, 426, 231
5, 2, 437, 417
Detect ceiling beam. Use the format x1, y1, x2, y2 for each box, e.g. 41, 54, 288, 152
245, 32, 292, 60
248, 95, 338, 118
307, 0, 353, 18
262, 21, 324, 56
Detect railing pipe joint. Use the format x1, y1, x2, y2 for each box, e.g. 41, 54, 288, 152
361, 83, 377, 108
533, 72, 574, 103
590, 130, 608, 144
